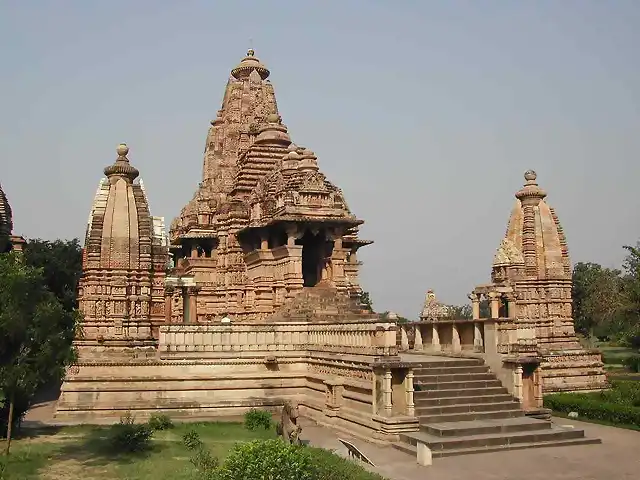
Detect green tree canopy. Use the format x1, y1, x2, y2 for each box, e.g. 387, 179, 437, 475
23, 238, 82, 312
0, 253, 78, 453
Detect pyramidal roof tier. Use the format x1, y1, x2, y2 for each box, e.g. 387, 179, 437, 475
170, 49, 366, 245
84, 144, 167, 271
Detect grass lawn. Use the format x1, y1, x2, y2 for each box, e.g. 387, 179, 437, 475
598, 345, 637, 367
1, 421, 275, 480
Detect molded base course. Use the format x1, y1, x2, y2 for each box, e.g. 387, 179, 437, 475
54, 359, 379, 427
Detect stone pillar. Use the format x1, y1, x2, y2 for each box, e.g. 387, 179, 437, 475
506, 293, 517, 319
473, 322, 484, 351
452, 324, 461, 353
488, 291, 500, 319
514, 364, 524, 403
431, 325, 440, 351
190, 244, 198, 258
187, 286, 199, 324
400, 325, 409, 351
164, 287, 174, 323
469, 293, 480, 320
383, 370, 393, 417
414, 324, 423, 351
406, 370, 415, 417
260, 233, 269, 251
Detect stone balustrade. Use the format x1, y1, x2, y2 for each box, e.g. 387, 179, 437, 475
397, 319, 488, 354
160, 320, 398, 357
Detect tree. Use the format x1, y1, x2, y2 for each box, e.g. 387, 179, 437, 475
23, 238, 83, 313
0, 253, 77, 454
359, 291, 373, 312
444, 304, 472, 320
572, 262, 628, 339
621, 242, 640, 346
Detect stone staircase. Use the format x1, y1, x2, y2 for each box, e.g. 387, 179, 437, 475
394, 357, 600, 458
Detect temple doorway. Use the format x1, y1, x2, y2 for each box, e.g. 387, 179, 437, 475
298, 230, 324, 287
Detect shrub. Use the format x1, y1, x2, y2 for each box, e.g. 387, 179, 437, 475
183, 429, 203, 451
307, 446, 387, 480
544, 381, 640, 427
244, 408, 273, 431
105, 413, 154, 453
216, 439, 314, 480
147, 413, 173, 431
189, 447, 219, 475
623, 354, 640, 373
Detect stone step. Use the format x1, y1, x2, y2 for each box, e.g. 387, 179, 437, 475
415, 378, 504, 390
393, 436, 601, 459
409, 359, 485, 368
415, 393, 516, 407
421, 416, 552, 437
399, 424, 588, 452
414, 372, 498, 384
414, 386, 508, 398
413, 365, 490, 376
424, 409, 525, 424
415, 400, 521, 416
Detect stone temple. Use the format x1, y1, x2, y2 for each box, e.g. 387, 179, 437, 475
0, 183, 25, 253
53, 50, 607, 458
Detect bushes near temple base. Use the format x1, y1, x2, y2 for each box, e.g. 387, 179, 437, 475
216, 439, 314, 480
147, 413, 173, 431
243, 408, 273, 431
105, 413, 154, 453
544, 380, 640, 428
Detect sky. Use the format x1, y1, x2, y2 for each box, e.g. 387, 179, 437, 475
1, 1, 639, 318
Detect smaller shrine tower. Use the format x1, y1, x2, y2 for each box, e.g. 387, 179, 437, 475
77, 144, 168, 360
471, 171, 607, 393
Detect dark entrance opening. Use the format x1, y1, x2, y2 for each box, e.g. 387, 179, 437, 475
297, 230, 324, 287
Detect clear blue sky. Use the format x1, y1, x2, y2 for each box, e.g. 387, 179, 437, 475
1, 0, 638, 317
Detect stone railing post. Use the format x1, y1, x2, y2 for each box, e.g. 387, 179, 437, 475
405, 370, 415, 417
383, 370, 393, 417
469, 293, 480, 320
452, 324, 461, 353
431, 325, 440, 351
400, 324, 409, 351
473, 322, 484, 351
414, 324, 423, 351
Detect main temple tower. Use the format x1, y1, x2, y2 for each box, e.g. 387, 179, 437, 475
169, 50, 371, 322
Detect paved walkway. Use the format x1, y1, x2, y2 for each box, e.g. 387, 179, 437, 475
25, 400, 640, 480
300, 418, 639, 480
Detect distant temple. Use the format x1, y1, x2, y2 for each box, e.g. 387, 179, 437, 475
0, 182, 25, 253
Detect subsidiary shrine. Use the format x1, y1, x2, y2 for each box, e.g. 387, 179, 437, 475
20, 49, 607, 459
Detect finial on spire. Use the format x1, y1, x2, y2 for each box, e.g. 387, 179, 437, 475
524, 170, 537, 183
104, 143, 139, 181
515, 169, 546, 203
117, 143, 129, 157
